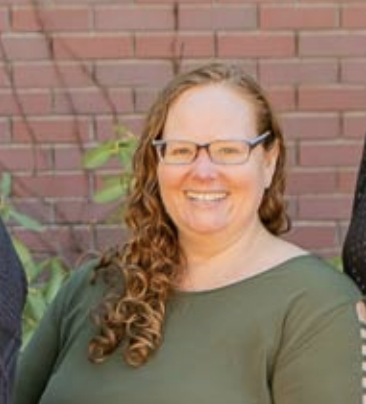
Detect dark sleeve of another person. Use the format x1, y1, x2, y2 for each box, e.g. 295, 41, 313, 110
0, 216, 27, 404
342, 135, 366, 293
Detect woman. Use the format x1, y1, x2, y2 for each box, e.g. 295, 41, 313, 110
14, 63, 365, 403
0, 216, 27, 404
343, 136, 366, 293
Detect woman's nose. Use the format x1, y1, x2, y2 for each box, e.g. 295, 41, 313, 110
191, 148, 217, 178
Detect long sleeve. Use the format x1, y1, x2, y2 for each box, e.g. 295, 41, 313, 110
343, 134, 366, 293
0, 216, 27, 404
13, 260, 97, 404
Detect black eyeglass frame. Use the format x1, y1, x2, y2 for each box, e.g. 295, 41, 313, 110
152, 130, 272, 165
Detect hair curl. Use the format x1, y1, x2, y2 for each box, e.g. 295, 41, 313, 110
88, 63, 290, 367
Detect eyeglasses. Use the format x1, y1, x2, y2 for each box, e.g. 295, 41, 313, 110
152, 131, 271, 165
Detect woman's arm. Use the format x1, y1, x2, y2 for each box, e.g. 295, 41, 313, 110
272, 300, 365, 403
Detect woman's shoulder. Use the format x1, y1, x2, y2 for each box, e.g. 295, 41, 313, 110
276, 253, 362, 305
51, 257, 101, 312
67, 257, 99, 289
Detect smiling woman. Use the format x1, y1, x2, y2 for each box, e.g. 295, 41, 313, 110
14, 63, 365, 404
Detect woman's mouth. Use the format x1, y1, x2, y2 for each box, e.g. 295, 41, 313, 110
185, 191, 227, 201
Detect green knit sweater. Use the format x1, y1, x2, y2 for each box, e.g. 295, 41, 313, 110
13, 255, 364, 404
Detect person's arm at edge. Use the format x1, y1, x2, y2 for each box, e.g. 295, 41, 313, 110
12, 260, 96, 404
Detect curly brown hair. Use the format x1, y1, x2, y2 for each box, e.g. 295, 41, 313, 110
88, 63, 290, 367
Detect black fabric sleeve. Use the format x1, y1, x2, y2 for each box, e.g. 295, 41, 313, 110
12, 261, 96, 404
0, 216, 27, 404
343, 134, 366, 293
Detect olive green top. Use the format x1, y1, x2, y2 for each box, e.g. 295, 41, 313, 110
13, 255, 364, 404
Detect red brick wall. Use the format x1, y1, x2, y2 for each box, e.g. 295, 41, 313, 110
0, 0, 365, 262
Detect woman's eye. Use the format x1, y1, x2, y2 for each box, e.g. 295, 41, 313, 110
218, 146, 241, 154
169, 147, 193, 156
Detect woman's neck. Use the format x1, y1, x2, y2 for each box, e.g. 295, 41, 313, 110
178, 221, 276, 291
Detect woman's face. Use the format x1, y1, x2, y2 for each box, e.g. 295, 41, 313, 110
156, 84, 278, 242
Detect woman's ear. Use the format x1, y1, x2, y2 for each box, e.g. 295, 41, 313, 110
264, 140, 279, 189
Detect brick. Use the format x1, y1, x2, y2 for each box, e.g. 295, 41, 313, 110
342, 5, 366, 28
53, 88, 134, 114
13, 199, 53, 224
136, 0, 204, 3
1, 34, 50, 60
181, 59, 257, 78
300, 0, 364, 3
338, 170, 358, 193
13, 117, 90, 143
94, 5, 173, 31
218, 0, 290, 3
179, 5, 257, 30
13, 226, 92, 261
53, 35, 133, 60
343, 113, 366, 138
54, 200, 119, 224
0, 0, 28, 5
95, 116, 143, 141
13, 62, 94, 88
95, 61, 172, 87
287, 169, 337, 195
0, 146, 53, 171
260, 4, 337, 29
298, 196, 352, 220
299, 33, 366, 57
299, 0, 362, 4
54, 146, 84, 170
218, 32, 295, 58
0, 63, 10, 87
339, 222, 351, 245
284, 224, 337, 250
12, 7, 90, 32
281, 113, 340, 140
12, 173, 89, 198
286, 142, 297, 168
57, 0, 133, 3
135, 88, 160, 113
341, 59, 366, 84
299, 86, 366, 111
0, 118, 10, 142
285, 195, 297, 218
135, 33, 215, 58
0, 91, 51, 115
0, 7, 8, 31
266, 87, 296, 112
95, 225, 127, 251
299, 142, 361, 167
259, 59, 338, 85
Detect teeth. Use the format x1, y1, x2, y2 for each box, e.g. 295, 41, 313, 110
186, 192, 226, 201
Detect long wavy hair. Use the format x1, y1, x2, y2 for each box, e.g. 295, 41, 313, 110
88, 63, 290, 367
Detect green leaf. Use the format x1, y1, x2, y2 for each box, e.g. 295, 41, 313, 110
328, 256, 343, 271
0, 172, 12, 198
12, 237, 41, 282
93, 176, 127, 203
114, 125, 130, 136
83, 141, 117, 169
44, 259, 68, 303
116, 138, 138, 168
0, 205, 10, 220
21, 328, 34, 350
9, 210, 43, 231
26, 290, 47, 323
